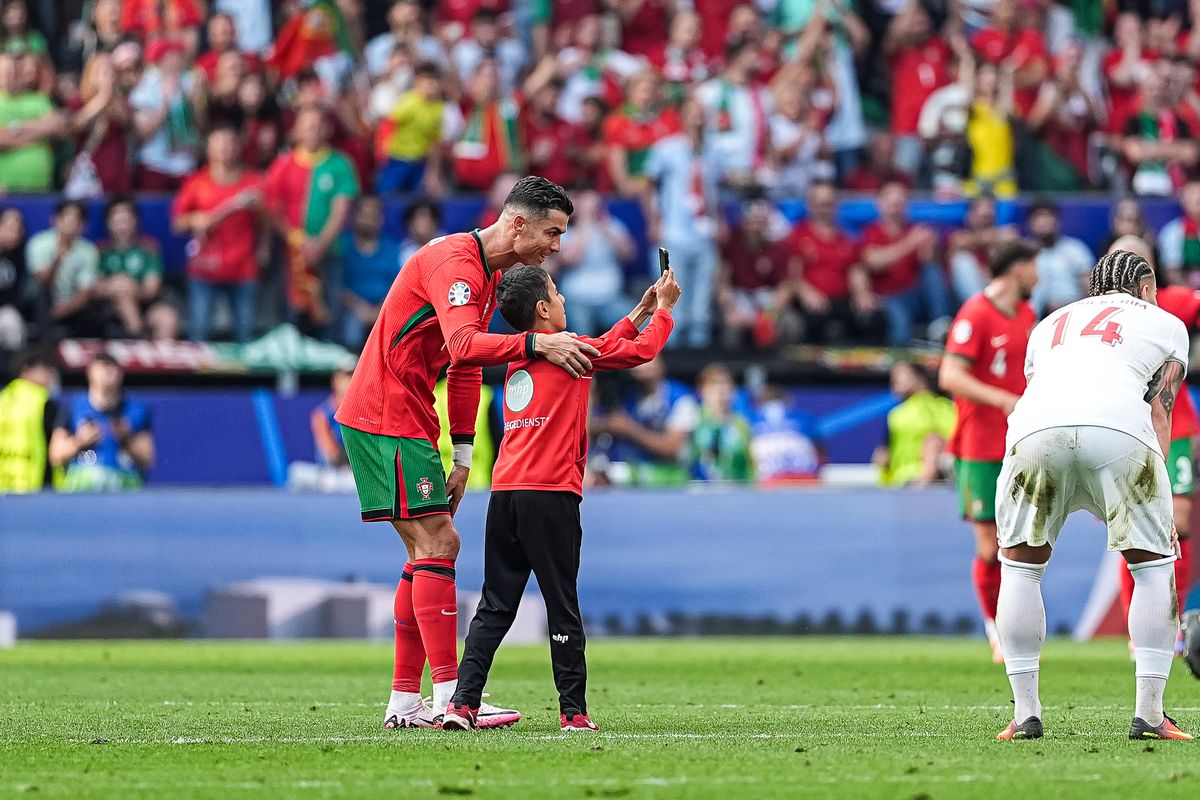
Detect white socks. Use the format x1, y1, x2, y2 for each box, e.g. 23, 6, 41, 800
997, 556, 1047, 721
1128, 556, 1178, 727
432, 679, 458, 716
387, 690, 421, 712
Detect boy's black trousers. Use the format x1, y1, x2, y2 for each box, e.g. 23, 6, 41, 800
454, 490, 588, 715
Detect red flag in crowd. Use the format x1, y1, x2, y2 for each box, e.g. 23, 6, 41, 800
267, 0, 355, 78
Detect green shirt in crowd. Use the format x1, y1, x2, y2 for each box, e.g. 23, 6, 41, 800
0, 90, 55, 191
691, 409, 755, 483
98, 238, 163, 286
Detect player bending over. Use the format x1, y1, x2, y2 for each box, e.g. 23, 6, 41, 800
1107, 236, 1200, 676
994, 250, 1192, 741
335, 177, 601, 730
441, 265, 681, 732
939, 241, 1040, 662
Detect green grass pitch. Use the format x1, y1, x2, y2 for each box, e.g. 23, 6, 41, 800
3, 637, 1200, 798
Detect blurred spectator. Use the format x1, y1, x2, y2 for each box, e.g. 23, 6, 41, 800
643, 97, 720, 348
203, 51, 249, 131
0, 208, 25, 349
554, 189, 634, 337
571, 94, 613, 192
377, 62, 449, 195
650, 10, 710, 104
263, 107, 359, 336
519, 64, 577, 189
968, 0, 1048, 118
947, 193, 1017, 303
27, 200, 100, 337
1098, 197, 1156, 262
749, 385, 821, 484
399, 198, 442, 264
0, 52, 63, 192
1167, 55, 1200, 133
172, 125, 263, 343
94, 197, 174, 338
603, 69, 680, 197
451, 8, 525, 94
287, 366, 356, 492
236, 71, 283, 172
1158, 180, 1200, 289
452, 61, 521, 192
716, 197, 790, 348
121, 0, 204, 53
593, 355, 697, 486
195, 13, 258, 83
1104, 11, 1157, 136
554, 13, 638, 125
68, 0, 134, 70
689, 363, 753, 483
365, 0, 446, 79
339, 194, 400, 349
785, 181, 883, 345
612, 0, 669, 61
1026, 198, 1094, 317
129, 39, 200, 191
918, 35, 972, 197
213, 0, 272, 58
67, 53, 133, 198
861, 181, 949, 345
1120, 63, 1198, 197
965, 60, 1017, 198
0, 0, 45, 57
768, 68, 832, 199
0, 347, 58, 493
1025, 41, 1096, 192
874, 360, 954, 487
844, 131, 913, 193
49, 353, 153, 492
695, 36, 770, 192
882, 0, 951, 179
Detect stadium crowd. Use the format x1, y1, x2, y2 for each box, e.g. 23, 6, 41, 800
0, 0, 1199, 353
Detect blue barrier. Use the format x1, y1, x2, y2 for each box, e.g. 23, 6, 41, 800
0, 487, 1113, 636
2, 194, 1182, 279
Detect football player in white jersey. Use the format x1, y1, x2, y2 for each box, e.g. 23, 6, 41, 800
993, 250, 1193, 741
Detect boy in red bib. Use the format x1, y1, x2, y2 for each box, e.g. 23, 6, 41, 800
442, 266, 681, 732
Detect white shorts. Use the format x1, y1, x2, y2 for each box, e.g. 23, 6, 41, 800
996, 426, 1174, 554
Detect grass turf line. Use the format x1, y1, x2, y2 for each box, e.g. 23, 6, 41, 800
2, 637, 1199, 799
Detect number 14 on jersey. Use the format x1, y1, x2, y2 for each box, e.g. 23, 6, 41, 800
1051, 306, 1125, 348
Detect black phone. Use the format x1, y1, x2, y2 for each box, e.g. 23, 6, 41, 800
658, 247, 670, 275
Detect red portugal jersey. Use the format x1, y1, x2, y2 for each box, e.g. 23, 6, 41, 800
945, 293, 1036, 461
336, 231, 527, 444
1157, 285, 1200, 440
861, 222, 921, 297
788, 221, 862, 299
491, 310, 674, 495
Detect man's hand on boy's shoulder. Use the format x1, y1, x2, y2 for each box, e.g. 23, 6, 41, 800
534, 332, 602, 378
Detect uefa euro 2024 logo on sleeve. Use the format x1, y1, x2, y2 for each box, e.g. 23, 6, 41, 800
505, 369, 534, 413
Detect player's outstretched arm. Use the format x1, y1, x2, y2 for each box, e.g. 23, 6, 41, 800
589, 269, 681, 371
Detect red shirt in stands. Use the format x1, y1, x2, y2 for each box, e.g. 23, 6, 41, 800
1103, 48, 1159, 134
696, 0, 739, 60
520, 105, 578, 189
945, 293, 1036, 462
861, 222, 921, 297
603, 106, 681, 178
843, 166, 913, 193
491, 310, 674, 495
336, 231, 527, 445
1157, 285, 1200, 440
723, 235, 789, 292
171, 167, 263, 284
970, 27, 1048, 116
789, 221, 862, 299
619, 0, 670, 59
889, 38, 951, 136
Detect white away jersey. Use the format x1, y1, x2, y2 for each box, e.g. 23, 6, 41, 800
1006, 293, 1190, 456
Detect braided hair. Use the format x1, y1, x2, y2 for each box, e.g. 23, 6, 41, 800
1088, 249, 1154, 297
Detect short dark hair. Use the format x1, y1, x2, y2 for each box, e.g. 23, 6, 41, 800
990, 240, 1039, 277
404, 198, 441, 227
89, 353, 120, 369
725, 33, 755, 63
414, 61, 441, 81
497, 266, 552, 331
54, 199, 86, 219
1026, 197, 1059, 218
502, 176, 574, 220
105, 196, 138, 223
12, 346, 55, 375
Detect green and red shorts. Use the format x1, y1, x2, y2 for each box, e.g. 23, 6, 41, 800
340, 425, 449, 520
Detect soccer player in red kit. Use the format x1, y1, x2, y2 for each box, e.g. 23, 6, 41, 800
1108, 236, 1197, 667
441, 265, 680, 732
939, 240, 1040, 662
335, 177, 601, 730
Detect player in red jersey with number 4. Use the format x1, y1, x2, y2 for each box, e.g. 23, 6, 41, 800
939, 241, 1040, 662
1108, 236, 1199, 671
336, 177, 601, 730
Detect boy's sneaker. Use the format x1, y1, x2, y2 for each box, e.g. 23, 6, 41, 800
561, 711, 599, 731
1129, 714, 1193, 740
477, 698, 521, 729
996, 716, 1043, 741
441, 703, 478, 732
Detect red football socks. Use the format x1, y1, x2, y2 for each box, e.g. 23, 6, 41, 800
392, 564, 426, 693
412, 558, 459, 685
972, 557, 1002, 622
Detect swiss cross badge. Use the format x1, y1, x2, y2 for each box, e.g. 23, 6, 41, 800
416, 478, 434, 501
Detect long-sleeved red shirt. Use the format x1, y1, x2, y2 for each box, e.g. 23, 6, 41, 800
336, 231, 528, 444
491, 309, 674, 495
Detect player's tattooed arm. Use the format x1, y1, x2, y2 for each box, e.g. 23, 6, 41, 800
1145, 359, 1185, 414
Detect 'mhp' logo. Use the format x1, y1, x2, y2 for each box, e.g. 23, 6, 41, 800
551, 633, 569, 644
505, 369, 534, 413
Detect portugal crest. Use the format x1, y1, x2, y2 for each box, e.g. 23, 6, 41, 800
416, 477, 434, 501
